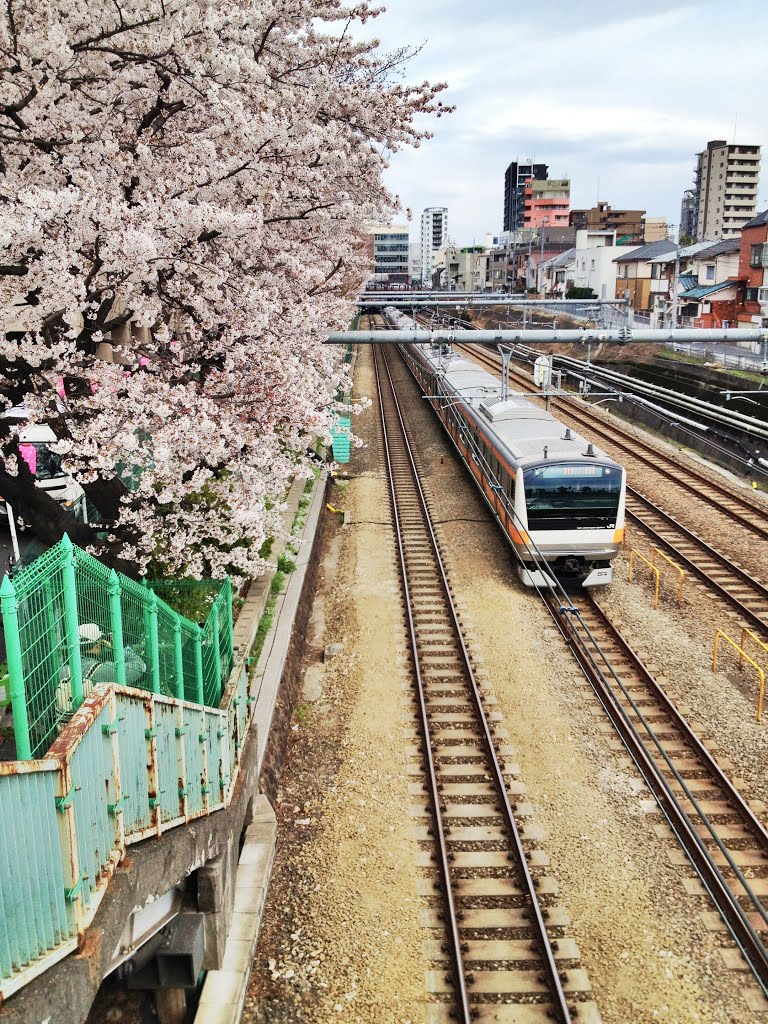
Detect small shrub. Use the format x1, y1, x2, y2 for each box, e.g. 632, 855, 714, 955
277, 553, 296, 574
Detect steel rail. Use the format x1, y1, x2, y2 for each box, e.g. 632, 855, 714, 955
542, 589, 768, 993
374, 342, 573, 1023
372, 345, 472, 1023
584, 596, 768, 844
624, 490, 768, 633
378, 315, 768, 994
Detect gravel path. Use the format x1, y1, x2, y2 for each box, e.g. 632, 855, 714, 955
247, 345, 767, 1023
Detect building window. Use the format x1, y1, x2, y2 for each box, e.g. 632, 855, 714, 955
705, 265, 715, 281
750, 243, 765, 269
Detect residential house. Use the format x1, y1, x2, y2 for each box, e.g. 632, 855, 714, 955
676, 238, 743, 326
538, 248, 576, 298
736, 210, 768, 327
433, 245, 489, 290
613, 240, 677, 311
647, 241, 715, 324
571, 230, 639, 300
485, 230, 572, 293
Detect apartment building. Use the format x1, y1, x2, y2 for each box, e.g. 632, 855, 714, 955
503, 160, 548, 232
691, 140, 761, 240
366, 223, 410, 286
524, 179, 570, 228
420, 207, 449, 286
570, 203, 646, 245
643, 218, 670, 243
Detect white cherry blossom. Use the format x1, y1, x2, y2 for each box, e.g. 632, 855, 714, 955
0, 0, 448, 578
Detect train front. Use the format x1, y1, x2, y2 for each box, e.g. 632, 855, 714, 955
516, 455, 626, 588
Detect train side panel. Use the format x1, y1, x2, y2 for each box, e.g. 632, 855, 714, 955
399, 338, 626, 588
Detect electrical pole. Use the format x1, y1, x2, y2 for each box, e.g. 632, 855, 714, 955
670, 229, 681, 330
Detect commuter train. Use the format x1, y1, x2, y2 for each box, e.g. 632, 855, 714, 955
384, 308, 626, 588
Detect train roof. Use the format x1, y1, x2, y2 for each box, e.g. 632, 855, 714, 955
411, 342, 617, 467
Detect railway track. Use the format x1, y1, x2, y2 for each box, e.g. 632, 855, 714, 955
373, 343, 600, 1023
545, 588, 768, 993
368, 311, 768, 998
450, 341, 768, 636
453, 342, 768, 543
626, 490, 768, 634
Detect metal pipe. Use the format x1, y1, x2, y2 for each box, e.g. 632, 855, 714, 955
547, 352, 768, 438
358, 296, 627, 306
329, 328, 767, 344
0, 574, 32, 760
361, 293, 626, 304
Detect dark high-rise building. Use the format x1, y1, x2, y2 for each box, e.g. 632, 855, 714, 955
679, 189, 697, 241
503, 160, 547, 232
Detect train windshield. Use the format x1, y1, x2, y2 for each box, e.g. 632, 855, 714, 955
523, 462, 621, 531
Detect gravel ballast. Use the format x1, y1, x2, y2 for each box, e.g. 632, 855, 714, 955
247, 344, 766, 1023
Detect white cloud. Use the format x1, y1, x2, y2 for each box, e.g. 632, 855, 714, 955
356, 0, 768, 243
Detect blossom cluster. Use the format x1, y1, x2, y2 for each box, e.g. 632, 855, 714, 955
0, 0, 447, 578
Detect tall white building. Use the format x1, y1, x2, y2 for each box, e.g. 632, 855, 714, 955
420, 207, 448, 285
692, 140, 761, 240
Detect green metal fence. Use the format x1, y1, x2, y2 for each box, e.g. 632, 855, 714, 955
0, 536, 234, 760
330, 342, 354, 464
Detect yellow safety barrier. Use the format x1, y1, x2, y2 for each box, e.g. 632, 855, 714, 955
651, 548, 685, 607
628, 548, 660, 608
739, 627, 768, 672
712, 629, 767, 723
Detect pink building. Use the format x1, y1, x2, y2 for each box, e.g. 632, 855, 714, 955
524, 178, 570, 228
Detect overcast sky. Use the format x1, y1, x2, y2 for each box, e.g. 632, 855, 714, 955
356, 0, 768, 246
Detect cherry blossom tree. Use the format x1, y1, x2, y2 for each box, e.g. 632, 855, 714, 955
0, 0, 447, 578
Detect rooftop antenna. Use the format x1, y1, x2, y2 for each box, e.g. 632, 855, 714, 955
733, 112, 738, 144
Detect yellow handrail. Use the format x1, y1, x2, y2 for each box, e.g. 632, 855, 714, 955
713, 629, 767, 723
628, 548, 660, 608
739, 627, 768, 670
652, 548, 685, 607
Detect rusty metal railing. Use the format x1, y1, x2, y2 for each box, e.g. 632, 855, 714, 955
712, 629, 767, 723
